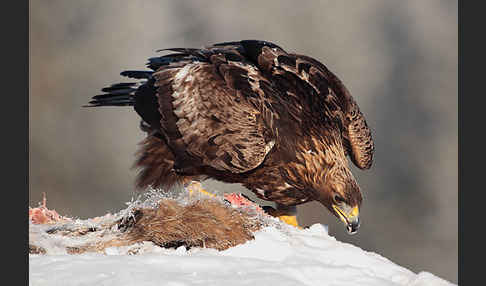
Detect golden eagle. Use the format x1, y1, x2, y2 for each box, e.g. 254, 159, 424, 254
86, 40, 374, 234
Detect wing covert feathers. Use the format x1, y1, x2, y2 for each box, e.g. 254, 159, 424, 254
153, 56, 275, 173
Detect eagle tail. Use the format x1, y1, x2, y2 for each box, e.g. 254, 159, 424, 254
85, 70, 155, 108
84, 82, 138, 107
84, 81, 140, 107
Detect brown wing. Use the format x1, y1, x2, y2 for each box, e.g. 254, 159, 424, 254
152, 53, 276, 173
234, 41, 374, 169
295, 55, 374, 169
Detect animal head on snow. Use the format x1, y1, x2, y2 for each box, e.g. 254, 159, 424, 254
86, 40, 374, 234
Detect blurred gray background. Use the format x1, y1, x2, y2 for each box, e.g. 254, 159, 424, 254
29, 0, 457, 283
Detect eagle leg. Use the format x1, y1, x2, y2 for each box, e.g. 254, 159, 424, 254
263, 204, 300, 228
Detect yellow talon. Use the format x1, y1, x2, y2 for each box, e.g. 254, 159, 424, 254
265, 204, 301, 229
189, 188, 216, 197
187, 181, 216, 197
278, 215, 300, 228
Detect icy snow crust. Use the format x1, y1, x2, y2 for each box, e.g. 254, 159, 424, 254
29, 191, 454, 286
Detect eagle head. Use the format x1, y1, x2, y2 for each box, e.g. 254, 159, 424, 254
318, 165, 362, 235
289, 136, 363, 234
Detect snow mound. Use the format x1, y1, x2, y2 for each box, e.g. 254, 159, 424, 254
29, 192, 455, 285
29, 225, 454, 285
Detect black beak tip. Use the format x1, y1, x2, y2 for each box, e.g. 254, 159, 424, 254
346, 220, 360, 235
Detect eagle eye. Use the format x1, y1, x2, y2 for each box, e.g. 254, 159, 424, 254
334, 195, 345, 204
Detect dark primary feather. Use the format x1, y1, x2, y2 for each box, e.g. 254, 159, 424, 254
120, 71, 153, 79
86, 40, 374, 209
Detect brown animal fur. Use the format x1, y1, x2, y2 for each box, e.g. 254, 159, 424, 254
125, 199, 262, 250
29, 198, 264, 255
29, 244, 46, 255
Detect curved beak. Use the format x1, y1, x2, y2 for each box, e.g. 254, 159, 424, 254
332, 204, 360, 235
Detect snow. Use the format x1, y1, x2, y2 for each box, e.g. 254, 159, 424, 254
29, 222, 454, 286
29, 191, 454, 285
